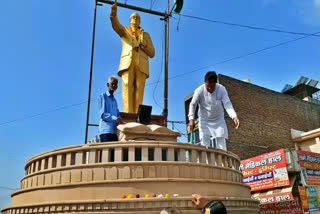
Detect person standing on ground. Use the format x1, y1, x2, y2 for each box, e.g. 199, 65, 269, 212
98, 76, 123, 142
188, 71, 240, 150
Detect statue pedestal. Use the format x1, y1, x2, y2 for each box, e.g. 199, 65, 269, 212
117, 122, 181, 141
4, 140, 259, 214
120, 112, 165, 126
2, 123, 259, 214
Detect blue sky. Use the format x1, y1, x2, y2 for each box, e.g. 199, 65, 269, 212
0, 0, 319, 209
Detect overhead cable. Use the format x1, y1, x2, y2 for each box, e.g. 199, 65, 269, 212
0, 186, 19, 191
2, 31, 319, 126
180, 14, 320, 37
0, 101, 87, 126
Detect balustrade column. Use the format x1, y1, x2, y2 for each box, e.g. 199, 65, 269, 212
208, 152, 216, 166
167, 148, 174, 161
234, 160, 240, 170
102, 148, 110, 162
66, 153, 75, 166
142, 147, 148, 161
114, 148, 122, 162
233, 159, 238, 170
89, 150, 97, 163
48, 156, 53, 169
223, 155, 228, 167
56, 154, 63, 167
190, 150, 198, 163
178, 149, 186, 162
77, 151, 86, 165
30, 162, 35, 173
228, 157, 234, 169
41, 159, 46, 171
128, 147, 135, 162
217, 153, 223, 166
200, 151, 207, 163
154, 148, 162, 161
35, 161, 40, 172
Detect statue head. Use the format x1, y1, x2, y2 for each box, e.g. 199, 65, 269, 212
130, 13, 140, 28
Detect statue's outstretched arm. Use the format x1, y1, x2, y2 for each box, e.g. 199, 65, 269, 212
110, 3, 125, 37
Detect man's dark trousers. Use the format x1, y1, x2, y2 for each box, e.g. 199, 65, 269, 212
100, 133, 118, 142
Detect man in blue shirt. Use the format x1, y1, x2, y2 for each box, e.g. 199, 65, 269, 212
98, 76, 122, 142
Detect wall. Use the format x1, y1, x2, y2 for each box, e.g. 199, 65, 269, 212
292, 128, 320, 153
218, 75, 320, 160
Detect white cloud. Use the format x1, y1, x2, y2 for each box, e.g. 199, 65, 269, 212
314, 0, 320, 7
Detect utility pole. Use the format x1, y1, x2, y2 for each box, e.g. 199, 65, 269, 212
163, 0, 169, 127
85, 0, 102, 144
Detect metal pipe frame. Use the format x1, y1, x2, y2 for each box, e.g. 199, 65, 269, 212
97, 0, 167, 17
85, 0, 170, 144
84, 0, 99, 144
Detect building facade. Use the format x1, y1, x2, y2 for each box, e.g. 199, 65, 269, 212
185, 75, 320, 160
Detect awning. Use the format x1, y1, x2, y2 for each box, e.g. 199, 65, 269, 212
252, 175, 296, 204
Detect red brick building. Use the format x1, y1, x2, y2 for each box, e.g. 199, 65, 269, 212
218, 75, 320, 159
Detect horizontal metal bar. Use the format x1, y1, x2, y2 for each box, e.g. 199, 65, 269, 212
167, 120, 185, 124
88, 123, 99, 127
97, 0, 167, 17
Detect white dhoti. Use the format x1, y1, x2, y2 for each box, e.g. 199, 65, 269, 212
199, 117, 228, 150
188, 84, 238, 152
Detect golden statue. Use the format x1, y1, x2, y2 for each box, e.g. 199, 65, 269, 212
110, 1, 155, 113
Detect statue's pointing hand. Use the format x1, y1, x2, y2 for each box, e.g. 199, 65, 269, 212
111, 0, 117, 16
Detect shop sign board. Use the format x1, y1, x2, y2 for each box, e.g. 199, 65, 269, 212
259, 197, 303, 214
298, 186, 309, 209
257, 192, 294, 204
240, 149, 290, 191
308, 196, 319, 210
297, 150, 320, 186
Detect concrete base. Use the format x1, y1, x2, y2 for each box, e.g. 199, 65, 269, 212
120, 112, 165, 126
1, 132, 259, 213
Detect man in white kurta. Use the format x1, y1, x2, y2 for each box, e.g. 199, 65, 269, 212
188, 71, 240, 150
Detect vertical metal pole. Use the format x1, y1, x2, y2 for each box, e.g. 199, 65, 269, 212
85, 0, 98, 144
164, 0, 169, 127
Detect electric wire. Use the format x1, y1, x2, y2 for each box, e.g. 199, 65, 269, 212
1, 31, 318, 126
164, 31, 320, 82
173, 123, 188, 142
0, 186, 19, 191
0, 101, 88, 126
179, 14, 320, 37
174, 125, 187, 136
